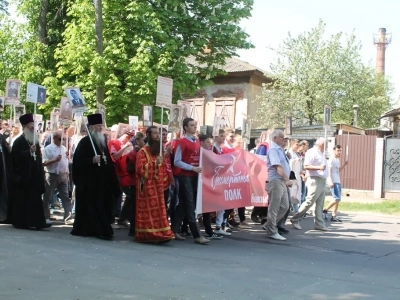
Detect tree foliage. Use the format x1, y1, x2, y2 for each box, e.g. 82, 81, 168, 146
256, 20, 393, 129
6, 0, 253, 125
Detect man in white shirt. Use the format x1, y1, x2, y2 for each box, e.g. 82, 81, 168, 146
290, 137, 329, 231
42, 131, 73, 225
323, 145, 347, 222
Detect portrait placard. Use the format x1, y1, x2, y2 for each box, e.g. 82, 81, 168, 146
143, 105, 153, 127
168, 105, 181, 132
26, 82, 46, 104
285, 116, 292, 136
6, 79, 22, 99
324, 105, 331, 126
128, 116, 139, 132
0, 97, 4, 112
14, 105, 26, 124
156, 76, 173, 108
177, 100, 191, 120
64, 87, 87, 112
242, 119, 251, 142
212, 115, 228, 137
59, 97, 73, 120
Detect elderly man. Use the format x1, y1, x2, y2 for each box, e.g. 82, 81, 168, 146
42, 131, 73, 225
11, 114, 51, 229
262, 130, 292, 241
71, 114, 121, 240
290, 137, 329, 231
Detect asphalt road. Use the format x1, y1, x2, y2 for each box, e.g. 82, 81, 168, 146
0, 211, 399, 300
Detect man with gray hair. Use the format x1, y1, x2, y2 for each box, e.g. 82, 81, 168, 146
263, 129, 292, 241
290, 137, 329, 231
43, 131, 73, 225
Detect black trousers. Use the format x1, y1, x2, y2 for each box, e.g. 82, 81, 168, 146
172, 175, 201, 239
120, 186, 136, 231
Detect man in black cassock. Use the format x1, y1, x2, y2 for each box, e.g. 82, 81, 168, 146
0, 133, 10, 222
71, 113, 120, 240
11, 114, 51, 229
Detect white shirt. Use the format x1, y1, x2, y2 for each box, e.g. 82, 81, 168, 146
43, 143, 68, 174
329, 157, 341, 184
304, 147, 328, 179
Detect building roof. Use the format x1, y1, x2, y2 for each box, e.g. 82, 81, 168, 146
186, 56, 267, 75
379, 107, 400, 119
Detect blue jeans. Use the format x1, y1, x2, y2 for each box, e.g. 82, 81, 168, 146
301, 181, 307, 204
330, 183, 342, 201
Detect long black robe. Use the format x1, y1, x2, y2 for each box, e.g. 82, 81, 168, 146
71, 135, 120, 238
0, 135, 10, 221
11, 135, 47, 229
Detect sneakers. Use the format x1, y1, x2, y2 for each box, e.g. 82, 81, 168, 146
65, 218, 75, 225
214, 228, 232, 236
239, 221, 252, 229
269, 233, 286, 241
222, 226, 232, 233
174, 233, 185, 241
194, 236, 210, 244
315, 227, 330, 231
290, 219, 302, 230
117, 220, 130, 229
277, 227, 290, 234
323, 209, 328, 220
205, 233, 223, 240
331, 216, 342, 222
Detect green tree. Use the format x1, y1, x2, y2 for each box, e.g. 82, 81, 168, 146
256, 20, 393, 129
54, 0, 253, 125
0, 0, 8, 14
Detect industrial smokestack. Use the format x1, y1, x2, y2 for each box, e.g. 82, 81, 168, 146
373, 28, 392, 74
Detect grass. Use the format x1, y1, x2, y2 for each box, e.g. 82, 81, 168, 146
326, 200, 400, 215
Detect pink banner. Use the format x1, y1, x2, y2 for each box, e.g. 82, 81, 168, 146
197, 149, 268, 213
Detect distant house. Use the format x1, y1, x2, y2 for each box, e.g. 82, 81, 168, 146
183, 57, 272, 136
379, 107, 400, 135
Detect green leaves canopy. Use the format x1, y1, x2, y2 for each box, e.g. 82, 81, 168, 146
7, 0, 253, 125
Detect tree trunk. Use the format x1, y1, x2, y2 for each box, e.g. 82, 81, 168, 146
38, 0, 49, 44
94, 0, 104, 106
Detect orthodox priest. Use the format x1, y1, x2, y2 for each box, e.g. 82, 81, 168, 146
11, 114, 50, 229
0, 132, 10, 222
71, 113, 120, 240
134, 126, 174, 243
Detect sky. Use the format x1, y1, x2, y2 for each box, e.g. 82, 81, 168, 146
237, 0, 400, 106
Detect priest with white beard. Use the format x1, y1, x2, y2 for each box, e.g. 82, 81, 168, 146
11, 113, 51, 230
71, 113, 120, 240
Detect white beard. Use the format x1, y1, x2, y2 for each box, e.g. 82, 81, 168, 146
90, 130, 106, 148
23, 127, 38, 145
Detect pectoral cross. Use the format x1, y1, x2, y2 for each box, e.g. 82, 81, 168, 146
32, 152, 36, 161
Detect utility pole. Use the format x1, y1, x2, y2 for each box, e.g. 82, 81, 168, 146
94, 0, 104, 106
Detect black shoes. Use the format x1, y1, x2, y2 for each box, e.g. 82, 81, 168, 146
251, 215, 261, 223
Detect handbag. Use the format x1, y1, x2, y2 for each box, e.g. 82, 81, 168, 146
289, 171, 296, 180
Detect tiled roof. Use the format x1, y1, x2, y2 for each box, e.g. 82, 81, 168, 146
186, 56, 266, 74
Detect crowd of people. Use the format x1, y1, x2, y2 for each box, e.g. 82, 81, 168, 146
0, 112, 346, 244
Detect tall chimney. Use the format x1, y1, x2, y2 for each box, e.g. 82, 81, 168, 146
373, 28, 392, 74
